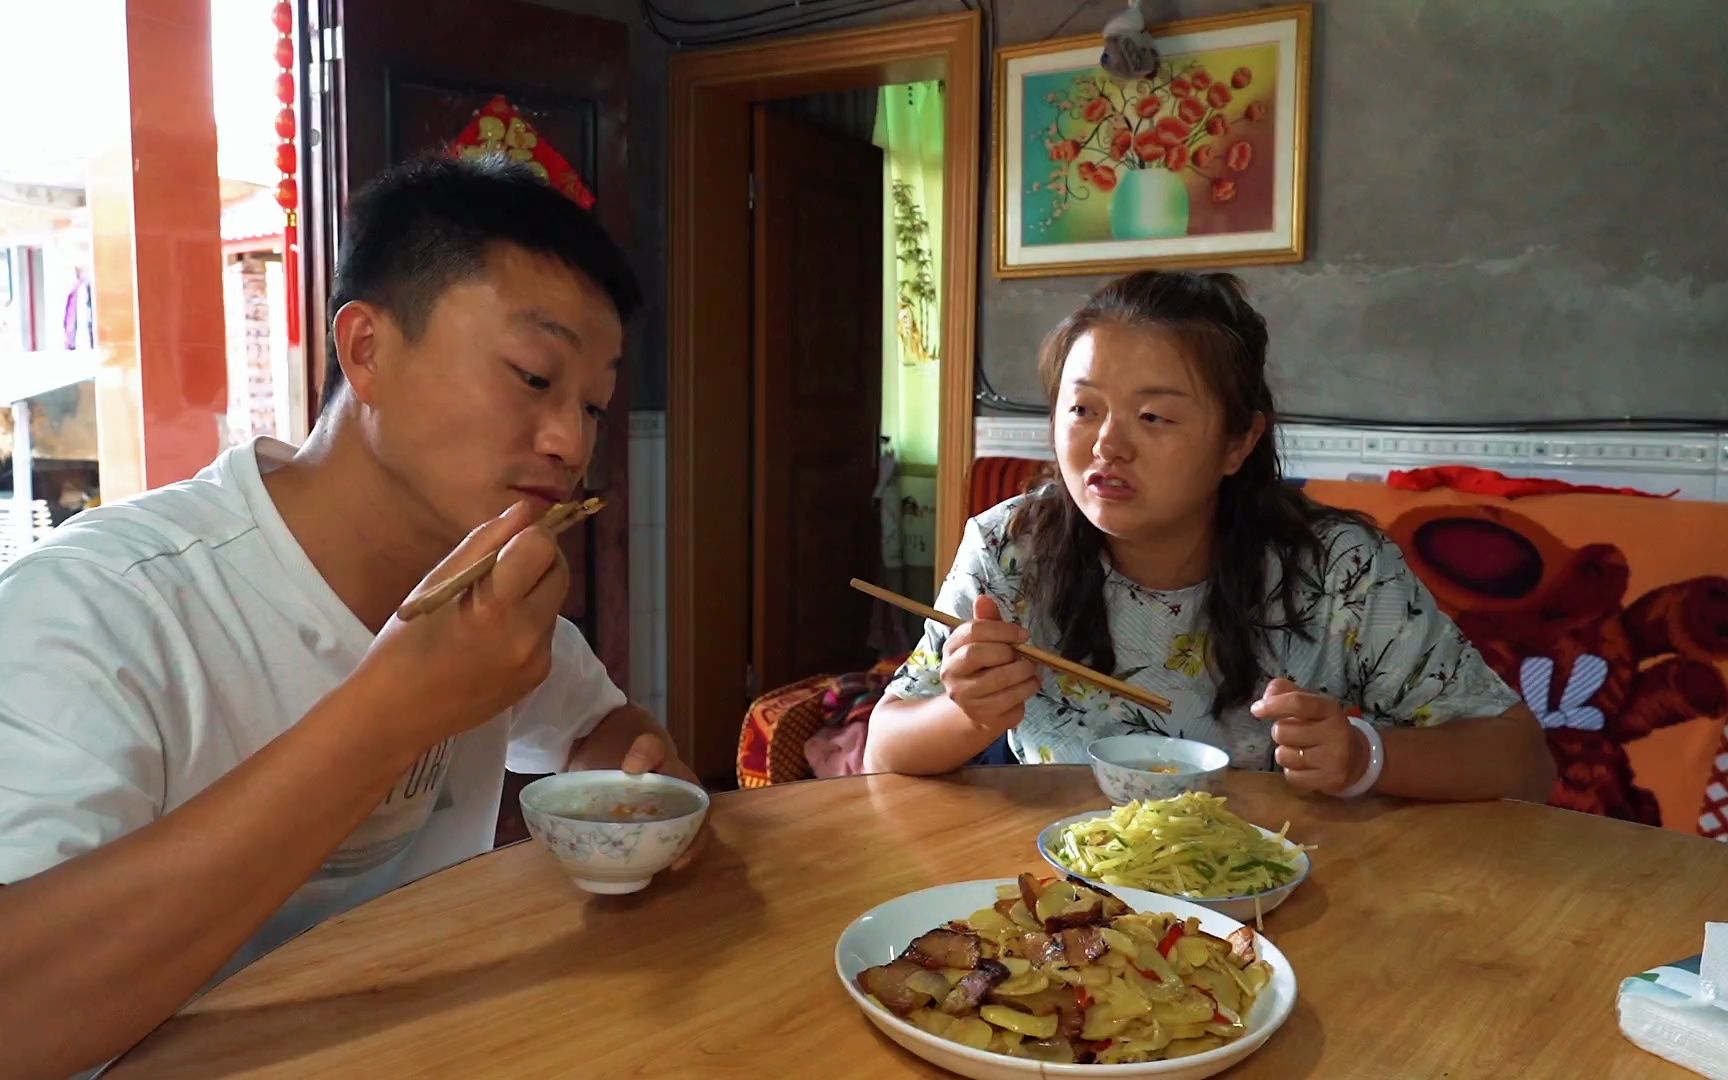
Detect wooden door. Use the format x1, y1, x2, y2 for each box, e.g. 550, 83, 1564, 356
751, 107, 884, 696
320, 0, 632, 842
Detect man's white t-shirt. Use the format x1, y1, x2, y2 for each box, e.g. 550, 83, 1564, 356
0, 438, 625, 982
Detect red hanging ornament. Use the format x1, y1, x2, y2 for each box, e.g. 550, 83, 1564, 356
273, 2, 302, 349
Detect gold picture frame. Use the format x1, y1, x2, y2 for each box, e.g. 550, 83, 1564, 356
994, 4, 1312, 278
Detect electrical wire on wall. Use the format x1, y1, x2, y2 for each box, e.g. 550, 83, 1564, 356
968, 0, 1055, 415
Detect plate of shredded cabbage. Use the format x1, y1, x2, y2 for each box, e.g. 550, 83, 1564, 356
1036, 793, 1313, 922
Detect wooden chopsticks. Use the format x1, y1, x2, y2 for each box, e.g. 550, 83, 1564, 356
397, 497, 604, 621
849, 578, 1172, 714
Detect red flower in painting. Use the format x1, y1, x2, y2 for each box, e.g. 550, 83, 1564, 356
1035, 65, 1270, 214
1153, 116, 1192, 147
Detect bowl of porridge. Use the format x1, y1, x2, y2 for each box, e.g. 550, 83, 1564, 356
1086, 734, 1230, 805
519, 770, 709, 894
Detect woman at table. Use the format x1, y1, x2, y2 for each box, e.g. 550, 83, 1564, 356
864, 270, 1555, 803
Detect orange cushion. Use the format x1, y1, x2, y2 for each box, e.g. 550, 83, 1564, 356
1306, 479, 1728, 838
736, 673, 834, 789
969, 457, 1048, 518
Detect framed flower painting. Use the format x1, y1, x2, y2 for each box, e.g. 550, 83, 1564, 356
994, 4, 1311, 277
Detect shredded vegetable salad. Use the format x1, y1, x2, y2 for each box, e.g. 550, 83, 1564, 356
1048, 793, 1312, 899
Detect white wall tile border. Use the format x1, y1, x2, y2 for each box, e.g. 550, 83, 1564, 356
975, 417, 1728, 502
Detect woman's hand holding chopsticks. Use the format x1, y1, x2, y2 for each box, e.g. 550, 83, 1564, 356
940, 596, 1044, 738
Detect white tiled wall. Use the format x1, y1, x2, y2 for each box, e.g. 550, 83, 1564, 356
975, 418, 1728, 502
628, 411, 667, 721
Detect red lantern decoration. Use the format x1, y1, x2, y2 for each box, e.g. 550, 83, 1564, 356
272, 4, 301, 348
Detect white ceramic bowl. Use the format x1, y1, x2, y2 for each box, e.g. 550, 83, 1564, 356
1036, 809, 1311, 922
835, 879, 1297, 1080
1086, 735, 1230, 805
518, 770, 708, 895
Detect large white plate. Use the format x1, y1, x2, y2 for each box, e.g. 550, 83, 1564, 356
834, 879, 1297, 1080
1036, 810, 1311, 922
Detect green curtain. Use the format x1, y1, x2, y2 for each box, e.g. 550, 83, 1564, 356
874, 80, 944, 472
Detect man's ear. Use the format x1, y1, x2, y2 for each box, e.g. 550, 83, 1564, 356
331, 301, 388, 407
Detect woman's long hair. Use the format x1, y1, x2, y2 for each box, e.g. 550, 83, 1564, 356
1009, 270, 1355, 717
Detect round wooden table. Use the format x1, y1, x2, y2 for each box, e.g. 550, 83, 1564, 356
113, 767, 1728, 1078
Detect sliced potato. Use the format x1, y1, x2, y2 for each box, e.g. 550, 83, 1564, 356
908, 1008, 953, 1037
1187, 964, 1241, 1015
1148, 987, 1215, 1027
947, 1016, 994, 1050
1174, 934, 1213, 972
1165, 1034, 1226, 1059
981, 1004, 1059, 1039
992, 970, 1050, 998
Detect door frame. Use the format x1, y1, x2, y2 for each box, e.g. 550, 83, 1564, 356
667, 11, 981, 784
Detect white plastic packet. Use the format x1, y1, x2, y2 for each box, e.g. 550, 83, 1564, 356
1618, 922, 1728, 1078
1099, 0, 1160, 81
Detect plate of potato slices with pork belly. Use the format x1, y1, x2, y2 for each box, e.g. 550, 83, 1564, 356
834, 873, 1296, 1079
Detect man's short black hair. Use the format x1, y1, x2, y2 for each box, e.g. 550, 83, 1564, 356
319, 154, 642, 413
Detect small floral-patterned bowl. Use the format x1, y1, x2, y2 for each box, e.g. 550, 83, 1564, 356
1087, 733, 1230, 805
519, 770, 709, 895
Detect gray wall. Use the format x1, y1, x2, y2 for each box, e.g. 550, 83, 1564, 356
540, 0, 1728, 422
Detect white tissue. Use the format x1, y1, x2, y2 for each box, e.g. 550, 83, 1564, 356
1618, 922, 1728, 1079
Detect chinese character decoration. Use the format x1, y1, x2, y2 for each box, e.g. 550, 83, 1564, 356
450, 96, 596, 210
